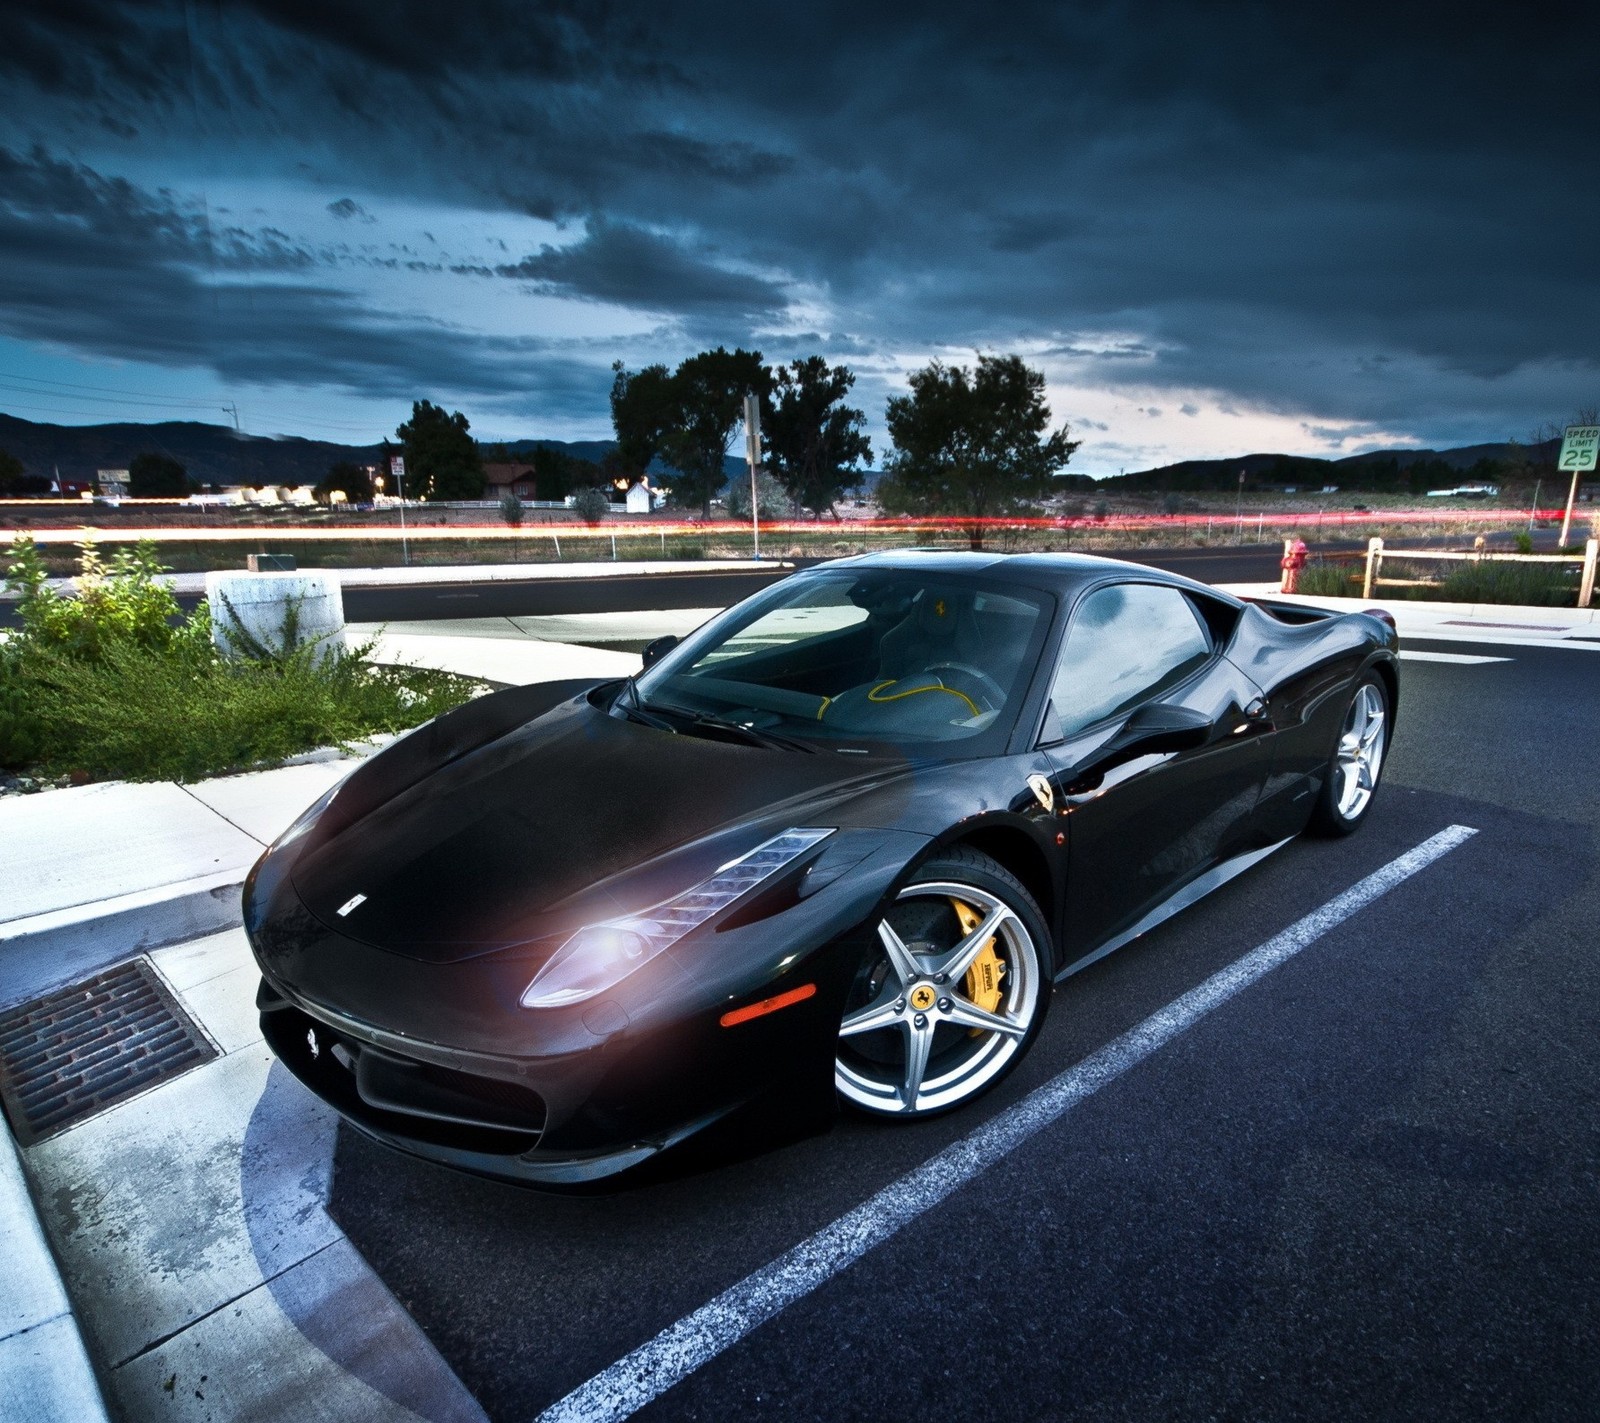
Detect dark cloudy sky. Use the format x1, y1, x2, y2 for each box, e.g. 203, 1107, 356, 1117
0, 1, 1595, 473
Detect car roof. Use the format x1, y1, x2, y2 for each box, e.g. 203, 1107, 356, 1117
811, 548, 1241, 605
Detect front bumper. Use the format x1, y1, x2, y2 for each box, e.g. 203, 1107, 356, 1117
247, 826, 931, 1185
258, 976, 733, 1184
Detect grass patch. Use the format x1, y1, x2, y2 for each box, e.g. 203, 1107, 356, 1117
1434, 560, 1576, 606
2, 536, 479, 783
1296, 553, 1577, 605
1295, 561, 1360, 596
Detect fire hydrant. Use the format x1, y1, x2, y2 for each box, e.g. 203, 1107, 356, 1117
1280, 537, 1309, 593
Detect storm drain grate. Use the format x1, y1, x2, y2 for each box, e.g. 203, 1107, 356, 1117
0, 958, 218, 1146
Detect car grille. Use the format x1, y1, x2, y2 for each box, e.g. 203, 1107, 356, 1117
258, 984, 545, 1156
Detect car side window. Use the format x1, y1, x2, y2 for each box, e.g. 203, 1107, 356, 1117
1049, 584, 1212, 737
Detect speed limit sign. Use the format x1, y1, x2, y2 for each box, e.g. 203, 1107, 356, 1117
1560, 425, 1599, 473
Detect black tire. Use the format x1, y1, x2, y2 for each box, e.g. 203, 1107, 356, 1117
835, 847, 1052, 1118
1307, 673, 1390, 837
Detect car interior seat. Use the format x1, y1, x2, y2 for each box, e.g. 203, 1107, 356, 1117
877, 588, 982, 680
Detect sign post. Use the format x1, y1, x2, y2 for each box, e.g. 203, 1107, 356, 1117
1557, 425, 1599, 548
389, 455, 411, 567
742, 392, 762, 558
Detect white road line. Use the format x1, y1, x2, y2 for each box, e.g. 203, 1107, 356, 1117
537, 823, 1480, 1423
1399, 650, 1512, 665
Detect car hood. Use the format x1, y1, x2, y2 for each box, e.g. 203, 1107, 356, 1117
290, 698, 911, 961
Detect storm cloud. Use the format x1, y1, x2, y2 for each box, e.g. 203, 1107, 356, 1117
0, 1, 1595, 460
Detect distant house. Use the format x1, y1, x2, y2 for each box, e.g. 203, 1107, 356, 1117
96, 469, 130, 497
625, 479, 660, 514
483, 462, 539, 500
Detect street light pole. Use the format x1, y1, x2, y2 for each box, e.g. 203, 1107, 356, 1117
743, 392, 762, 559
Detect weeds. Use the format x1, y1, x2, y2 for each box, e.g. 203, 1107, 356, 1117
2, 536, 479, 781
1298, 552, 1576, 605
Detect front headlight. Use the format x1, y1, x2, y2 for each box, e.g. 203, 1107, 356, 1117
520, 828, 834, 1009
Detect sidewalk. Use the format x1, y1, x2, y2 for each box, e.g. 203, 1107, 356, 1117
0, 615, 690, 1418
1219, 583, 1600, 650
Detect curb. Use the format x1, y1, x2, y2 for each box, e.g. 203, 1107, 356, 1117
0, 871, 245, 1010
0, 1116, 111, 1422
0, 872, 247, 1421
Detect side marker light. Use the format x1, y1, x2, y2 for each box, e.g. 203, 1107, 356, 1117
719, 983, 817, 1028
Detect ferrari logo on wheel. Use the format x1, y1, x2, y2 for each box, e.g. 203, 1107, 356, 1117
908, 984, 937, 1012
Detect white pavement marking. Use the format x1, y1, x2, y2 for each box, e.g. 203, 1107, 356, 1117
539, 823, 1479, 1423
1398, 650, 1512, 664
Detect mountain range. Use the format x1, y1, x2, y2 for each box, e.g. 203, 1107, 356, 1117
0, 412, 1556, 493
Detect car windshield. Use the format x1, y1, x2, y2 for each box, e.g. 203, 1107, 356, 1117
629, 570, 1051, 755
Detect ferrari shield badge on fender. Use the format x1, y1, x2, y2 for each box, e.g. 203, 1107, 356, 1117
1027, 773, 1054, 813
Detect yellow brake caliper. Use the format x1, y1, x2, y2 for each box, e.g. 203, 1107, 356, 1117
951, 898, 1005, 1033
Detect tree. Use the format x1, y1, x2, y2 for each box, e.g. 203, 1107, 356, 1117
128, 451, 189, 497
316, 461, 374, 503
659, 347, 771, 516
396, 401, 484, 501
879, 353, 1079, 548
530, 445, 602, 502
609, 362, 678, 483
725, 470, 789, 521
499, 490, 524, 527
765, 356, 872, 516
0, 449, 23, 495
571, 487, 611, 524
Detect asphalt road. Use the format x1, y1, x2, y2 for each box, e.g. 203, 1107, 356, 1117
329, 637, 1600, 1423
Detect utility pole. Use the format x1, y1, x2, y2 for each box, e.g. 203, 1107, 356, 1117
1236, 468, 1245, 536
743, 392, 762, 558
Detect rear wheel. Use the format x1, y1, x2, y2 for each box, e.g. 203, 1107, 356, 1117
835, 849, 1051, 1117
1308, 675, 1389, 836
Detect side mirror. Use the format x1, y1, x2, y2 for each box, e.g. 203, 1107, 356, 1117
1060, 703, 1214, 793
641, 634, 680, 669
1114, 702, 1214, 754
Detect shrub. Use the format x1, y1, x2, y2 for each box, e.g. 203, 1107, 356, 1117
0, 650, 45, 769
1295, 561, 1357, 596
499, 491, 525, 528
1436, 560, 1574, 606
572, 487, 611, 524
128, 452, 189, 497
2, 535, 480, 782
6, 536, 183, 659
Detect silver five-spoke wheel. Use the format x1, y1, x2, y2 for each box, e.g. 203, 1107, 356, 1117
836, 858, 1047, 1117
1335, 682, 1387, 821
1311, 674, 1390, 836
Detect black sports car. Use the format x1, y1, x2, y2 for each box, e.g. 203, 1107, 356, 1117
245, 551, 1397, 1185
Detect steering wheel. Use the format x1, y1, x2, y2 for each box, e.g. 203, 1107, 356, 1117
926, 661, 1006, 712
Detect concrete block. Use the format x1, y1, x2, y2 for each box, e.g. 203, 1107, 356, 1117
206, 570, 344, 663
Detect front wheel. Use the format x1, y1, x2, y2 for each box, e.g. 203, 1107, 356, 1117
1308, 675, 1389, 836
835, 849, 1051, 1117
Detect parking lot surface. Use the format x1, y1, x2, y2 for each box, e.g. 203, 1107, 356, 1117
315, 637, 1599, 1422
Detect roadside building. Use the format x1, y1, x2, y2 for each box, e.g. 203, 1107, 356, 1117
625, 479, 659, 514
483, 462, 539, 500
